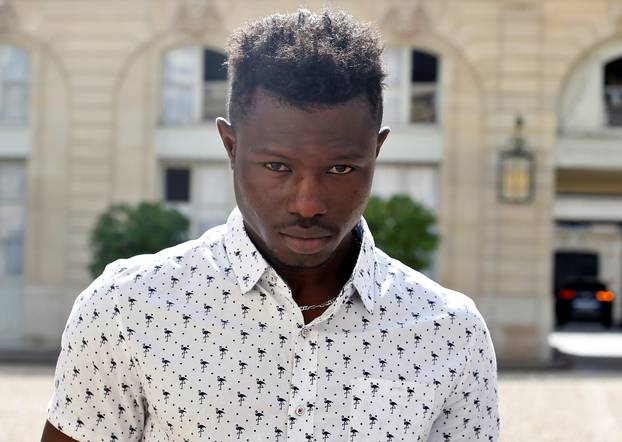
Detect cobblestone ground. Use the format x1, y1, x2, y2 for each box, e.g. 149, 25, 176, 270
2, 363, 621, 442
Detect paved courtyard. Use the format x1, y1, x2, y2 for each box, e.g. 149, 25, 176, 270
2, 362, 622, 441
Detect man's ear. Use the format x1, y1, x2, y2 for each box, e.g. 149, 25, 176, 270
216, 117, 236, 168
375, 126, 390, 158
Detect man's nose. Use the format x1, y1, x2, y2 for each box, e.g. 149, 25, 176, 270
287, 175, 328, 219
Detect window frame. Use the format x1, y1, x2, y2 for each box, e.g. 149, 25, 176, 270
159, 161, 233, 238
382, 46, 442, 127
160, 45, 228, 126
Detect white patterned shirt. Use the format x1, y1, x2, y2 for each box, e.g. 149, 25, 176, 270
47, 207, 499, 441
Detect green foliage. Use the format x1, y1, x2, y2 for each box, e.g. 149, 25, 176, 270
364, 194, 439, 271
89, 202, 190, 278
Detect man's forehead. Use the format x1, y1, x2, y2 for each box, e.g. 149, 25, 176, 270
238, 115, 376, 160
242, 87, 376, 125
246, 139, 371, 160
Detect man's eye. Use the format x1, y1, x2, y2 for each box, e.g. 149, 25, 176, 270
327, 165, 353, 174
264, 162, 289, 172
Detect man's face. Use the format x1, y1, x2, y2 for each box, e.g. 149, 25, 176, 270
217, 89, 389, 269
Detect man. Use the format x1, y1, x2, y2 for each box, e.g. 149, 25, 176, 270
42, 9, 499, 442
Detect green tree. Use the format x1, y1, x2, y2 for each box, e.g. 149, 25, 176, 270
89, 202, 190, 278
364, 194, 439, 271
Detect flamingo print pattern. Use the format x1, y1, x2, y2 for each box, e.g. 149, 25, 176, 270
47, 207, 499, 441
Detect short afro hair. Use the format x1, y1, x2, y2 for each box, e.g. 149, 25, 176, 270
225, 9, 386, 127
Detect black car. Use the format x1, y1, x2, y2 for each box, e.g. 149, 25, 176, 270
555, 279, 614, 328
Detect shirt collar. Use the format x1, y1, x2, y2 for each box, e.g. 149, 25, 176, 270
223, 207, 377, 313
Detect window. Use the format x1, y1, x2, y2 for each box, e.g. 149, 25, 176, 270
161, 46, 227, 125
161, 47, 197, 125
0, 161, 26, 277
558, 41, 622, 134
161, 163, 232, 237
194, 163, 231, 233
202, 49, 227, 120
383, 48, 440, 125
165, 168, 191, 202
604, 57, 622, 127
0, 45, 29, 125
410, 50, 438, 123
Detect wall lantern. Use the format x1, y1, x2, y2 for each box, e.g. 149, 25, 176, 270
498, 116, 535, 203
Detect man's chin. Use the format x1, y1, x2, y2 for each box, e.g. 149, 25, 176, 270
273, 255, 331, 272
269, 249, 335, 271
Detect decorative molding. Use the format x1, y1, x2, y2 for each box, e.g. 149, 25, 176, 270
501, 1, 542, 18
0, 0, 19, 34
380, 2, 433, 40
174, 0, 222, 38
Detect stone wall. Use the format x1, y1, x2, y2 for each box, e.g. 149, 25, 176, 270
5, 0, 622, 364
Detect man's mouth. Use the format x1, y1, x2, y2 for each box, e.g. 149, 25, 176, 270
279, 230, 333, 254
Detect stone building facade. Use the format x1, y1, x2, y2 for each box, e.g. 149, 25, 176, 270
1, 0, 622, 366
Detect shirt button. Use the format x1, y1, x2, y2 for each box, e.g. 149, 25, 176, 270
301, 328, 310, 338
295, 405, 305, 416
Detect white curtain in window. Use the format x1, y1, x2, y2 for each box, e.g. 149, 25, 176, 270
0, 46, 29, 125
382, 48, 405, 124
162, 46, 199, 125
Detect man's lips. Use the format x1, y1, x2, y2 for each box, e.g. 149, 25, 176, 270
279, 226, 334, 239
279, 230, 334, 254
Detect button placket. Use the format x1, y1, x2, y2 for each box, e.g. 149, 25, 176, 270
287, 326, 318, 441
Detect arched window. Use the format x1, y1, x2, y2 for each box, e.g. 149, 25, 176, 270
0, 44, 30, 279
0, 45, 29, 125
382, 47, 440, 125
558, 42, 622, 134
161, 46, 227, 125
604, 57, 622, 127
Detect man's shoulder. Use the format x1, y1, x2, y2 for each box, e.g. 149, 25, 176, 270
374, 247, 484, 323
100, 224, 228, 283
69, 224, 229, 314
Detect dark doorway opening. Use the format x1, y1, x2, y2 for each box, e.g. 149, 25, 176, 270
553, 251, 599, 294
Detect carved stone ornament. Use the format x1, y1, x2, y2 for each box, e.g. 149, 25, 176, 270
175, 0, 222, 37
0, 0, 19, 34
380, 1, 432, 40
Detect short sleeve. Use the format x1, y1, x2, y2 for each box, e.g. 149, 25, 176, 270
47, 265, 146, 441
428, 306, 500, 441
